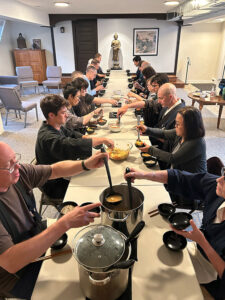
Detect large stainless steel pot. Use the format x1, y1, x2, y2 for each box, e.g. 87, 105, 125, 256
72, 223, 144, 300
100, 184, 144, 236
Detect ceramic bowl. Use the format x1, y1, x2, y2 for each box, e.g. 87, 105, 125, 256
163, 231, 187, 251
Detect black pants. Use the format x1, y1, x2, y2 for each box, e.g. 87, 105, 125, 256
9, 261, 42, 300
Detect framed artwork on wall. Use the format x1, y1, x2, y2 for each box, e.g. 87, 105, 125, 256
133, 28, 159, 56
32, 39, 41, 49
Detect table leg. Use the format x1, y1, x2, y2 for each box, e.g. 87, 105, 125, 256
217, 105, 223, 129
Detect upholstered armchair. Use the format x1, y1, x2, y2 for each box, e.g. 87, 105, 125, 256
16, 66, 39, 94
42, 66, 62, 93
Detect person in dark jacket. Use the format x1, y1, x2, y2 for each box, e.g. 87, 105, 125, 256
138, 106, 206, 173
132, 55, 142, 81
125, 168, 225, 300
35, 94, 113, 199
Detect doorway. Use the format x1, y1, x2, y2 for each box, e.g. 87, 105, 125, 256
72, 19, 98, 73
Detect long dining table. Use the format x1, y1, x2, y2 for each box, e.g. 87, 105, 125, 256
33, 71, 204, 300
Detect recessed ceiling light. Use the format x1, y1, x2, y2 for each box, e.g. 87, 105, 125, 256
164, 1, 180, 5
54, 2, 70, 7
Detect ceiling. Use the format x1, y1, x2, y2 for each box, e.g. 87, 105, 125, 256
16, 0, 183, 14
14, 0, 225, 23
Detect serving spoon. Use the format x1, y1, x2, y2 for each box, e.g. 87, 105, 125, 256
125, 167, 133, 209
101, 146, 123, 204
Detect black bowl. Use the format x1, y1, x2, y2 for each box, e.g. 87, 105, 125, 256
93, 144, 103, 150
106, 73, 110, 77
140, 152, 152, 161
104, 78, 109, 82
80, 202, 101, 213
89, 124, 98, 130
128, 83, 133, 89
144, 158, 157, 168
97, 118, 107, 126
86, 127, 95, 134
168, 212, 193, 230
106, 69, 111, 73
126, 69, 130, 73
103, 82, 107, 88
127, 72, 131, 77
58, 201, 78, 216
163, 231, 187, 251
134, 108, 142, 116
128, 78, 133, 82
51, 233, 68, 250
158, 203, 176, 218
135, 140, 145, 148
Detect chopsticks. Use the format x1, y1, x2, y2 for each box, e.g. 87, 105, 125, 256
148, 202, 178, 218
32, 248, 72, 263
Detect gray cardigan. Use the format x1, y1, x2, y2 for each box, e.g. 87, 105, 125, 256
145, 127, 207, 173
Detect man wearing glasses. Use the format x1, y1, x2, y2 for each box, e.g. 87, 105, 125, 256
0, 142, 107, 299
125, 168, 225, 299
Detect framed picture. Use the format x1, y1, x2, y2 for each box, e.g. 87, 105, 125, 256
133, 28, 159, 56
32, 39, 41, 49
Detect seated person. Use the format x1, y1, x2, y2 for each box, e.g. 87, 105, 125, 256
132, 55, 142, 81
138, 106, 207, 173
125, 168, 225, 300
133, 60, 150, 94
94, 52, 105, 79
89, 59, 103, 89
63, 83, 102, 131
0, 141, 106, 299
35, 94, 114, 199
140, 66, 157, 98
84, 66, 104, 96
71, 74, 118, 115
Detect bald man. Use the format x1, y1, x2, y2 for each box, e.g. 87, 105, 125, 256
0, 142, 107, 299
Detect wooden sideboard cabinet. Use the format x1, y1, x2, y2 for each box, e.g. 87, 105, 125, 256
13, 49, 47, 83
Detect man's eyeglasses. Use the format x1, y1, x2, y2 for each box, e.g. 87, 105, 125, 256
0, 153, 21, 174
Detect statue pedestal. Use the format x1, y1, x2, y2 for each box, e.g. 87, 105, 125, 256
111, 62, 121, 70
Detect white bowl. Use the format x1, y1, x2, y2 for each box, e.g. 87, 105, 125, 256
109, 123, 121, 133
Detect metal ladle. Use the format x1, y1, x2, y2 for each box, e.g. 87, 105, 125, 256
125, 167, 133, 209
101, 146, 123, 204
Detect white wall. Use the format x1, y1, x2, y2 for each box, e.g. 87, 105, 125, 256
53, 21, 75, 73
0, 20, 14, 75
177, 22, 222, 83
216, 21, 225, 80
98, 19, 178, 73
0, 0, 49, 26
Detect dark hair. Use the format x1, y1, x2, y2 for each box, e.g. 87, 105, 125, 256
177, 106, 205, 140
91, 59, 100, 66
63, 83, 80, 100
133, 55, 141, 62
142, 66, 156, 80
86, 65, 96, 73
40, 94, 68, 119
72, 77, 88, 90
149, 73, 169, 86
94, 53, 102, 58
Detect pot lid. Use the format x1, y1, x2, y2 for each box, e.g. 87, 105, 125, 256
73, 225, 125, 269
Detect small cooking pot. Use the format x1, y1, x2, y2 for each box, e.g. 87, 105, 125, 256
72, 222, 144, 300
100, 184, 144, 236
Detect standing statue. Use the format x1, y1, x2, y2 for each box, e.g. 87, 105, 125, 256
111, 33, 121, 70
17, 33, 27, 49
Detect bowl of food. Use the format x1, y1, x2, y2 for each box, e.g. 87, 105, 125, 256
86, 127, 95, 134
135, 140, 145, 148
58, 201, 78, 216
107, 142, 132, 161
97, 118, 107, 126
144, 157, 157, 168
108, 123, 121, 133
168, 212, 193, 230
163, 231, 187, 251
51, 233, 68, 250
140, 152, 151, 161
112, 95, 121, 101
